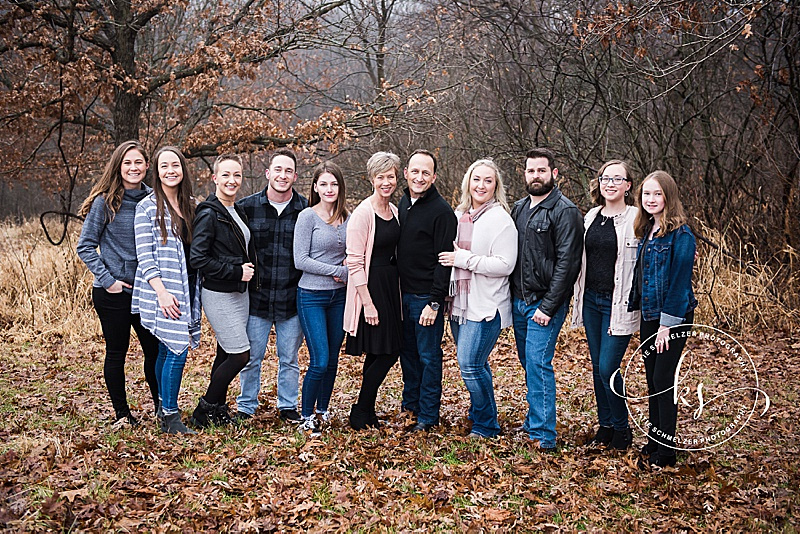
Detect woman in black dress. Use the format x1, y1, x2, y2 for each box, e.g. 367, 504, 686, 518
343, 152, 403, 430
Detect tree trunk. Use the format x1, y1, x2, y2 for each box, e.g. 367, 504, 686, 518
113, 90, 142, 144
111, 0, 141, 143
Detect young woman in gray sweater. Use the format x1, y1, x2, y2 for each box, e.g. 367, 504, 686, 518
293, 161, 350, 436
77, 140, 160, 428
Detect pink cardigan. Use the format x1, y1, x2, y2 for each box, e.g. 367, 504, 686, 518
343, 196, 400, 336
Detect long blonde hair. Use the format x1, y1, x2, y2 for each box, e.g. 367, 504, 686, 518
634, 170, 688, 239
78, 140, 147, 220
456, 159, 510, 213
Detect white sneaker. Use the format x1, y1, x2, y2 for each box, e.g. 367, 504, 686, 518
315, 410, 331, 423
300, 416, 321, 437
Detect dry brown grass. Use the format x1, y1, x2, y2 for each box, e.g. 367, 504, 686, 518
0, 220, 96, 343
1, 219, 798, 531
693, 220, 800, 332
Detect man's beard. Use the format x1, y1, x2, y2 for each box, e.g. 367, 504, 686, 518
525, 177, 554, 196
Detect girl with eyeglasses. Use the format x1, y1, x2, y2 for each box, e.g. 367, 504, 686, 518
572, 160, 639, 450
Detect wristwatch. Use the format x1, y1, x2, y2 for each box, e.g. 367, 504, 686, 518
428, 301, 440, 312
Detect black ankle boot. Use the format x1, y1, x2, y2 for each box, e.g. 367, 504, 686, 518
610, 428, 633, 450
590, 426, 614, 446
638, 450, 677, 469
640, 440, 658, 456
212, 403, 233, 426
349, 404, 370, 431
190, 397, 217, 429
367, 408, 381, 429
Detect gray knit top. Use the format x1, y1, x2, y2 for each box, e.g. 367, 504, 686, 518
293, 208, 349, 290
77, 186, 151, 293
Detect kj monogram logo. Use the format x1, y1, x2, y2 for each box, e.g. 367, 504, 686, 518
613, 324, 770, 452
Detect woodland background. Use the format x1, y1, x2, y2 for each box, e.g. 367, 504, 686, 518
1, 0, 799, 531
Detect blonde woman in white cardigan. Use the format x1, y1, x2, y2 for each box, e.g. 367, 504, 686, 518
438, 159, 517, 438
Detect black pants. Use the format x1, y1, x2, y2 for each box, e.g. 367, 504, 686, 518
356, 353, 399, 414
640, 311, 694, 458
204, 343, 249, 405
92, 287, 160, 417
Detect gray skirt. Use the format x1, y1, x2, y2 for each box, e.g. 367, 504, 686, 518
201, 288, 250, 353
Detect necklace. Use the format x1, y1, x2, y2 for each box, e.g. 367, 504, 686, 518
600, 212, 623, 225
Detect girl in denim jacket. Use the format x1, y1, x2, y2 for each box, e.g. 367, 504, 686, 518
628, 170, 698, 467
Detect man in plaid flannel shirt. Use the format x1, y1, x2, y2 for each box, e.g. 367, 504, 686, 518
235, 148, 308, 423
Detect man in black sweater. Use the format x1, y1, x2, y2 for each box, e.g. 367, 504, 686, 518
397, 150, 457, 432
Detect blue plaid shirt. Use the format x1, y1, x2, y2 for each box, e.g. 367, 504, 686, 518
237, 188, 308, 321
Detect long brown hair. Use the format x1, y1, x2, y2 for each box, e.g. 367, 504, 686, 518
633, 170, 688, 239
78, 140, 147, 220
310, 161, 349, 224
590, 159, 635, 206
153, 146, 195, 245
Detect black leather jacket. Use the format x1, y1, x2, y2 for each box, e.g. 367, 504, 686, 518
510, 187, 584, 317
190, 194, 259, 293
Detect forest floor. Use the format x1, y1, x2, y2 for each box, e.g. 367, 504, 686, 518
0, 322, 797, 532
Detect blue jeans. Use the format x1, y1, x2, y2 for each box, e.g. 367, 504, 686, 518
582, 289, 632, 431
297, 287, 346, 418
451, 315, 502, 437
156, 342, 188, 415
512, 297, 568, 448
399, 293, 445, 425
237, 314, 304, 415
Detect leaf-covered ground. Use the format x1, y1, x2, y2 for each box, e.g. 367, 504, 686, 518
1, 325, 797, 532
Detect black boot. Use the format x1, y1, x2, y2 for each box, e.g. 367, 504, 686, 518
640, 440, 658, 456
162, 412, 197, 435
610, 428, 633, 450
190, 397, 216, 429
589, 426, 613, 446
349, 404, 370, 431
367, 408, 381, 429
212, 403, 233, 426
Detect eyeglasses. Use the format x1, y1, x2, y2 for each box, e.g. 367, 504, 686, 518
599, 175, 630, 185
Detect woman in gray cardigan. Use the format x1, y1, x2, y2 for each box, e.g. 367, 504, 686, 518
77, 140, 160, 428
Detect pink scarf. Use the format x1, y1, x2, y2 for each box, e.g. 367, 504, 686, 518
449, 200, 496, 323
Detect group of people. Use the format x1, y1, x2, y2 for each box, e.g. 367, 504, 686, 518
77, 142, 697, 469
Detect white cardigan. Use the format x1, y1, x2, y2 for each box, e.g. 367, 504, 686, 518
571, 205, 640, 335
451, 204, 518, 328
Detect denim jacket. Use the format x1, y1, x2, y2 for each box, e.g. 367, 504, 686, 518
627, 222, 698, 326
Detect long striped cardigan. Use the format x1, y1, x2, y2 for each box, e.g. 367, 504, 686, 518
131, 193, 202, 354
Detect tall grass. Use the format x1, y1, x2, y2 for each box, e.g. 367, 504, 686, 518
1, 219, 797, 343
694, 221, 800, 332
0, 220, 95, 343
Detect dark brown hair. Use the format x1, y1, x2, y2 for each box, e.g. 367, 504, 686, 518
78, 140, 147, 220
633, 170, 688, 239
525, 147, 556, 170
153, 146, 195, 245
310, 161, 349, 224
270, 148, 297, 169
590, 159, 635, 206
